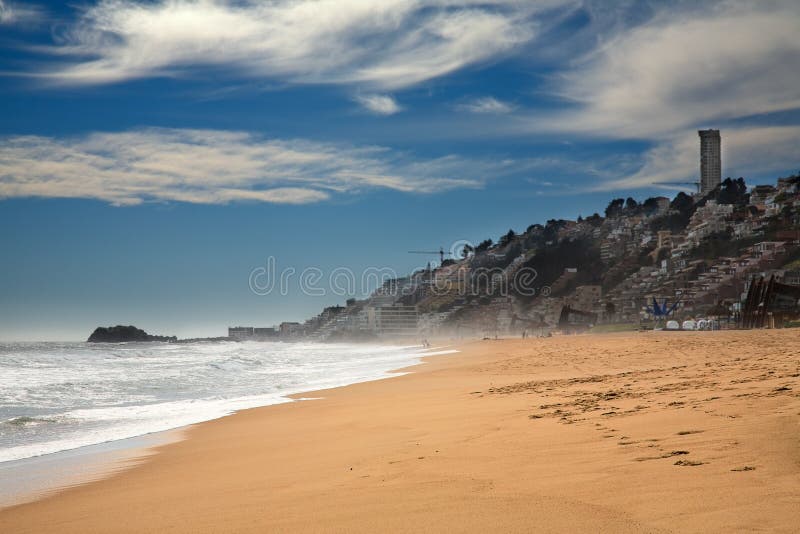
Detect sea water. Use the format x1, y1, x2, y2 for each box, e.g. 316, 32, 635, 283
0, 341, 427, 464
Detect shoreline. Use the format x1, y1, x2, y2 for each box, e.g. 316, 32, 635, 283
1, 331, 798, 532
0, 342, 456, 509
0, 428, 184, 508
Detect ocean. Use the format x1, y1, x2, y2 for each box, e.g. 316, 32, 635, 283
0, 341, 428, 464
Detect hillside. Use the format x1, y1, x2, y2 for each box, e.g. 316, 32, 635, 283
299, 174, 800, 338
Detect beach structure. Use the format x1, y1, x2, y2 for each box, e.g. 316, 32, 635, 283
646, 297, 681, 320
739, 274, 800, 328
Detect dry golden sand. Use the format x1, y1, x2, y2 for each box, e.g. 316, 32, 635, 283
1, 330, 798, 533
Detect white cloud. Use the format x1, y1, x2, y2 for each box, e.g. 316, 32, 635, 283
499, 1, 800, 192
457, 96, 514, 114
7, 1, 799, 197
593, 126, 800, 191
0, 128, 504, 205
0, 0, 43, 25
355, 94, 402, 115
550, 1, 800, 138
31, 0, 573, 88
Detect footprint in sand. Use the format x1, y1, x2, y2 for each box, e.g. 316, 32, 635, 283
674, 459, 705, 466
635, 451, 690, 462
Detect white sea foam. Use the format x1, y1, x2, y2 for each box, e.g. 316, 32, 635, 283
0, 341, 437, 463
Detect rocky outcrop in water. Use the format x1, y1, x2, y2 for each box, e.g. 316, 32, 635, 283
87, 325, 177, 343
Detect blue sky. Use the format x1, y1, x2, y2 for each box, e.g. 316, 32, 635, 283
1, 0, 799, 340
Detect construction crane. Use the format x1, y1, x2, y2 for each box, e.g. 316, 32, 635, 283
408, 247, 452, 265
654, 181, 701, 194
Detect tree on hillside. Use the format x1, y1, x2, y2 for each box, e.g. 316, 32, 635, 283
696, 177, 748, 207
650, 191, 697, 233
670, 191, 694, 214
625, 197, 639, 211
515, 238, 602, 300
717, 177, 748, 205
688, 229, 755, 260
585, 213, 603, 227
499, 229, 517, 247
543, 219, 567, 242
637, 246, 655, 266
475, 239, 493, 253
605, 198, 624, 218
642, 197, 662, 214
526, 223, 544, 234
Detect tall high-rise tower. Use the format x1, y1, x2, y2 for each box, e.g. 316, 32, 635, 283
698, 129, 721, 195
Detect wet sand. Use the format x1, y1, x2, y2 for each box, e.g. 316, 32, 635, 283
0, 430, 182, 509
1, 330, 798, 532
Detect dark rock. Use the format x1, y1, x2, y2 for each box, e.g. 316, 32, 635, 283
87, 325, 177, 343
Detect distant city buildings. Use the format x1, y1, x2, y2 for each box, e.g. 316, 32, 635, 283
228, 326, 277, 340
279, 322, 304, 337
699, 129, 721, 195
228, 326, 255, 340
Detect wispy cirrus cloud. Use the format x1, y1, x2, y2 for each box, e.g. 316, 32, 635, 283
549, 1, 800, 138
354, 94, 402, 115
0, 128, 514, 206
523, 0, 800, 189
28, 0, 573, 89
5, 1, 799, 196
591, 126, 800, 191
0, 0, 43, 26
457, 96, 514, 114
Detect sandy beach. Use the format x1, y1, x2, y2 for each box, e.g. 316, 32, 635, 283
1, 330, 798, 533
